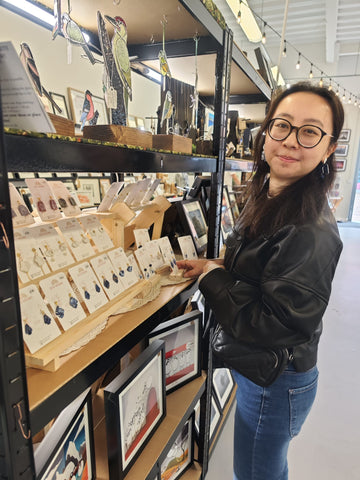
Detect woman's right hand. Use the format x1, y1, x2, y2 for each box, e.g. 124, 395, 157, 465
176, 259, 208, 278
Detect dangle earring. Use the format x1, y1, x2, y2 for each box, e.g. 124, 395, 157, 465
320, 159, 329, 179
261, 146, 266, 162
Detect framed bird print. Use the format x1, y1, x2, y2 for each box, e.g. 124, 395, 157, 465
68, 87, 109, 128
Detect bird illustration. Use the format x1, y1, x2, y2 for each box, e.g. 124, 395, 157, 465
19, 42, 62, 114
79, 90, 95, 130
161, 90, 174, 126
61, 12, 96, 65
97, 11, 127, 125
158, 49, 172, 78
104, 15, 132, 101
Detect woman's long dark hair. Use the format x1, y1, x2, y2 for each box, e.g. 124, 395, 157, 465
239, 82, 344, 239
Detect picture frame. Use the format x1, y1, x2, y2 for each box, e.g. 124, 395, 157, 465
334, 158, 347, 172
221, 186, 235, 240
68, 87, 109, 126
212, 368, 235, 411
104, 340, 166, 479
255, 46, 277, 90
76, 177, 101, 206
334, 144, 348, 157
35, 389, 95, 480
147, 310, 202, 394
228, 190, 240, 221
159, 413, 194, 480
49, 92, 70, 119
177, 199, 208, 254
338, 129, 351, 142
209, 394, 221, 443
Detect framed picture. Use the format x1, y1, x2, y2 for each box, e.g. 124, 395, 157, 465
68, 87, 109, 126
76, 177, 101, 206
338, 129, 351, 142
228, 190, 240, 221
147, 310, 202, 393
334, 158, 347, 172
194, 399, 200, 439
255, 46, 277, 90
104, 340, 166, 479
334, 144, 348, 157
209, 394, 221, 443
212, 368, 235, 411
177, 199, 208, 254
159, 413, 194, 480
49, 92, 70, 119
35, 389, 95, 480
221, 186, 235, 240
191, 289, 205, 317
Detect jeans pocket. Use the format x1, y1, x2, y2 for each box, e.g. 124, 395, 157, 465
289, 375, 318, 437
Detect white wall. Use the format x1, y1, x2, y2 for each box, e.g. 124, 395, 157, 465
0, 7, 160, 130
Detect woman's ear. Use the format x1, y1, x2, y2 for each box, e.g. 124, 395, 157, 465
327, 142, 337, 158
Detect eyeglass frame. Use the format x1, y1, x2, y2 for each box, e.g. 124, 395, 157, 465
267, 117, 334, 149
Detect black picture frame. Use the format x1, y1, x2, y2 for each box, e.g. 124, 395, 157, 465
334, 144, 348, 156
209, 394, 221, 444
212, 368, 235, 411
49, 92, 70, 119
334, 158, 347, 172
177, 199, 208, 254
221, 186, 235, 240
254, 46, 277, 90
104, 340, 166, 479
339, 129, 351, 142
35, 389, 95, 480
159, 412, 195, 480
147, 310, 202, 394
228, 190, 240, 221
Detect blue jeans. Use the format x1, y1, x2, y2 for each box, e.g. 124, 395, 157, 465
232, 364, 318, 480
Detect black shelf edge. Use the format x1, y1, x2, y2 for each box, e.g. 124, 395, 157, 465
30, 281, 198, 434
4, 134, 217, 174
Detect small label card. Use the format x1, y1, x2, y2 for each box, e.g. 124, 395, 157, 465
25, 178, 62, 222
48, 181, 82, 217
178, 235, 198, 260
78, 215, 114, 252
14, 227, 50, 283
157, 236, 179, 273
9, 183, 34, 227
68, 262, 108, 314
56, 218, 95, 261
97, 181, 124, 213
19, 284, 61, 354
31, 224, 75, 271
39, 273, 86, 331
90, 253, 126, 300
107, 248, 141, 289
134, 246, 156, 279
133, 228, 151, 248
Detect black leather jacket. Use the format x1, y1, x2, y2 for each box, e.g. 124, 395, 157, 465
199, 206, 343, 372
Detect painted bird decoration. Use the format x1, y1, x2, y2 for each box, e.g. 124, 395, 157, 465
104, 15, 132, 110
19, 42, 62, 114
161, 90, 174, 130
61, 12, 96, 65
158, 49, 172, 79
79, 90, 98, 130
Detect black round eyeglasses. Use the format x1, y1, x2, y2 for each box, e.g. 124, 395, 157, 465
268, 117, 334, 148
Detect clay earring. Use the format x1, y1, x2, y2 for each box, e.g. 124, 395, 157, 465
321, 159, 329, 178
69, 294, 78, 308
261, 147, 266, 162
32, 248, 45, 268
55, 302, 65, 319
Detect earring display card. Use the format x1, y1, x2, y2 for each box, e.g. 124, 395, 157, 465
141, 178, 161, 204
97, 181, 124, 213
134, 246, 156, 279
177, 235, 198, 260
19, 284, 61, 353
9, 183, 35, 227
25, 178, 62, 222
78, 215, 114, 252
126, 253, 143, 282
49, 181, 82, 217
68, 262, 108, 314
107, 248, 142, 289
14, 228, 51, 283
125, 178, 152, 207
133, 228, 151, 248
90, 254, 126, 300
39, 273, 86, 331
31, 224, 75, 271
112, 183, 134, 206
56, 218, 95, 261
157, 236, 178, 273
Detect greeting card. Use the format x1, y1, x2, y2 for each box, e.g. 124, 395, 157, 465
39, 273, 86, 331
19, 284, 61, 353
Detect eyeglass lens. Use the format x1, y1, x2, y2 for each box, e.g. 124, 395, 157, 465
269, 118, 323, 147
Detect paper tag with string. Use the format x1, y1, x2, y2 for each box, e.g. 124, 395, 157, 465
105, 86, 117, 109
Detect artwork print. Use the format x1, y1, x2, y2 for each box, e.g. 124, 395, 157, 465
160, 416, 193, 480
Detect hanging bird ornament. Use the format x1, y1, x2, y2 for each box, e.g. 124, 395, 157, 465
61, 12, 96, 65
19, 42, 62, 114
161, 90, 174, 133
79, 90, 98, 130
97, 11, 127, 125
158, 17, 172, 88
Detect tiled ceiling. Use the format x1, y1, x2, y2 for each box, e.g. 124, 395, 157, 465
214, 0, 360, 100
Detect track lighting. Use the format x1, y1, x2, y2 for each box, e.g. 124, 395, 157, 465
296, 52, 301, 70
237, 9, 241, 23
328, 80, 332, 91
261, 22, 266, 44
309, 64, 313, 79
282, 41, 287, 57
319, 74, 323, 87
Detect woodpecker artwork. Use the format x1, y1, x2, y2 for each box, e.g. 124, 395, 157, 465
19, 42, 62, 114
61, 12, 96, 65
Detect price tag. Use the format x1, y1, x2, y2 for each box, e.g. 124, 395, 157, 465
105, 86, 117, 109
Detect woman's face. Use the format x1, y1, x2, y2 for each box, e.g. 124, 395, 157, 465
264, 92, 337, 188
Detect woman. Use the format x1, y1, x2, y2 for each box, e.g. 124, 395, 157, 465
177, 82, 344, 480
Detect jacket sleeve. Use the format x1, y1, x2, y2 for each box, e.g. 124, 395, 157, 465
199, 224, 342, 348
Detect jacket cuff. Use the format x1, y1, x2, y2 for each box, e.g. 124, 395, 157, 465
199, 268, 235, 297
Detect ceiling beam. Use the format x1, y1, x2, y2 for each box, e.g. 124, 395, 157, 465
326, 0, 339, 63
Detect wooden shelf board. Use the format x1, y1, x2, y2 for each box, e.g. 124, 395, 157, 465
93, 374, 206, 480
27, 280, 195, 412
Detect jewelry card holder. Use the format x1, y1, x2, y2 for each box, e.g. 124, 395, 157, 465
97, 202, 135, 248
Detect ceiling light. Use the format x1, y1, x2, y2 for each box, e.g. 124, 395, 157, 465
354, 99, 358, 107
296, 53, 301, 70
319, 76, 323, 87
261, 22, 267, 44
282, 41, 287, 57
237, 9, 241, 23
3, 0, 55, 26
309, 64, 313, 79
328, 80, 332, 91
228, 0, 262, 43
